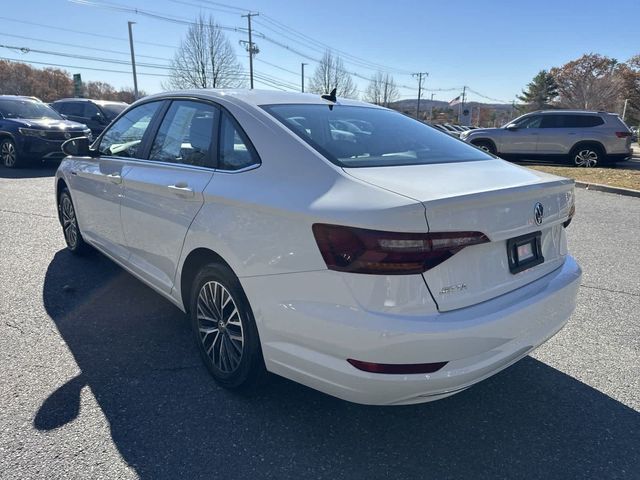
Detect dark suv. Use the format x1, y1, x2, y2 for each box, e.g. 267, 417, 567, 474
0, 96, 91, 168
51, 98, 128, 136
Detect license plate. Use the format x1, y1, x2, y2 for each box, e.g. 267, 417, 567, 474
507, 232, 544, 274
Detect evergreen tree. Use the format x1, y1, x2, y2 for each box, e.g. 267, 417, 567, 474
517, 70, 558, 109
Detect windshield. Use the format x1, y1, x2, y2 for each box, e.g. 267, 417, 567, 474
99, 103, 127, 119
0, 99, 63, 120
263, 104, 491, 168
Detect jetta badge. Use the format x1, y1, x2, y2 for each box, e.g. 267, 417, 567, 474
534, 202, 544, 225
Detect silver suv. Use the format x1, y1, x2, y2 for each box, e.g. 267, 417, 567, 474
460, 110, 633, 167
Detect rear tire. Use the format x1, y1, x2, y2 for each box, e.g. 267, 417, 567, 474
58, 189, 90, 255
570, 144, 604, 168
1, 138, 20, 168
472, 140, 497, 155
190, 263, 267, 391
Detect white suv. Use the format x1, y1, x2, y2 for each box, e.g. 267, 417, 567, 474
461, 110, 633, 167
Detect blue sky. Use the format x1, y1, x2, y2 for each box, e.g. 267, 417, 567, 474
0, 0, 636, 103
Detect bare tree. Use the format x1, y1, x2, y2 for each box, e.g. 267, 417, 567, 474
550, 54, 623, 111
308, 50, 358, 99
164, 14, 245, 90
363, 72, 399, 106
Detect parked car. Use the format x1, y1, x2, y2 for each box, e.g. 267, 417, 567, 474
630, 125, 638, 143
461, 110, 633, 167
55, 90, 581, 405
51, 98, 128, 136
0, 95, 91, 168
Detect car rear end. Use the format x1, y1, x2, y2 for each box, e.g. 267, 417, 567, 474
601, 113, 633, 161
250, 102, 582, 405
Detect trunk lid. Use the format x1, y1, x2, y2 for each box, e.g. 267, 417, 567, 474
344, 159, 574, 311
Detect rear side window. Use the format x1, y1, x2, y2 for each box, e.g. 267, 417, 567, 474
541, 114, 604, 128
263, 104, 490, 168
218, 111, 260, 171
149, 100, 218, 167
99, 101, 161, 158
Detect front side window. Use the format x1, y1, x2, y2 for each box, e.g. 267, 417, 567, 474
263, 104, 490, 168
218, 111, 260, 171
64, 102, 86, 117
513, 115, 542, 129
83, 103, 101, 119
99, 101, 161, 158
149, 100, 217, 167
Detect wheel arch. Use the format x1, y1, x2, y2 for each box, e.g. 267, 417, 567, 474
0, 131, 17, 143
569, 140, 607, 156
55, 178, 69, 225
179, 247, 235, 313
470, 138, 497, 153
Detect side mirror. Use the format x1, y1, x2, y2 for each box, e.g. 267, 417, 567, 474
505, 124, 518, 131
62, 137, 96, 157
91, 114, 106, 124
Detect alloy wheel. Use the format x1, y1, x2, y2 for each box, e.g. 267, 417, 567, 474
197, 281, 245, 373
1, 141, 17, 168
574, 149, 598, 167
61, 195, 78, 249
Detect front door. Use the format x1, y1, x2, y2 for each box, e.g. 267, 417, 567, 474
79, 100, 164, 261
500, 114, 542, 154
120, 100, 218, 293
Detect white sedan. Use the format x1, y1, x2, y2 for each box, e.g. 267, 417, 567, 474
55, 90, 581, 405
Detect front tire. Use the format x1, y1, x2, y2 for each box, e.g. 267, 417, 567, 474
190, 263, 267, 391
472, 140, 497, 155
58, 189, 90, 255
1, 138, 19, 168
570, 144, 604, 167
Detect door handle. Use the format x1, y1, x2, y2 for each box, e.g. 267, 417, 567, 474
168, 183, 194, 196
106, 172, 122, 184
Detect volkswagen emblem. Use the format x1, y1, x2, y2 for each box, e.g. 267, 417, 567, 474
64, 132, 71, 139
534, 202, 544, 225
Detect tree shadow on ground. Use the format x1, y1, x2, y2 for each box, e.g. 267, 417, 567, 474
38, 249, 640, 479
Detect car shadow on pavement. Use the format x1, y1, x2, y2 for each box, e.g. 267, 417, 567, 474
0, 164, 58, 179
38, 249, 640, 480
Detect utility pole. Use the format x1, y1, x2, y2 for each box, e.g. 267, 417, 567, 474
458, 85, 466, 123
241, 12, 259, 89
412, 72, 428, 120
429, 93, 435, 122
622, 98, 629, 121
127, 21, 138, 100
301, 62, 307, 92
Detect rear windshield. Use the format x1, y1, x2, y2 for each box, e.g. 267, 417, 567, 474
262, 104, 491, 167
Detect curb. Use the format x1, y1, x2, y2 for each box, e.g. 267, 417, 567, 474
575, 181, 640, 198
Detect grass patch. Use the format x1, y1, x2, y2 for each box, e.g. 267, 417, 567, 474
526, 165, 640, 191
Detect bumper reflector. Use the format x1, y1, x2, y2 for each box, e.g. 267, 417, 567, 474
347, 359, 448, 374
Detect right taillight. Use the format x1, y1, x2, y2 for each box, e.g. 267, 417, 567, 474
563, 202, 575, 228
312, 223, 489, 275
615, 131, 632, 138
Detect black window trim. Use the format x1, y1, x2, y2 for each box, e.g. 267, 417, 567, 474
216, 109, 262, 173
144, 98, 220, 170
93, 95, 262, 173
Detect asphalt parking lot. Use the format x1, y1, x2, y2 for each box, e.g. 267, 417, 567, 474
1, 165, 639, 480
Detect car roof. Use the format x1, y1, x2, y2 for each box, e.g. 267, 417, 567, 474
529, 109, 611, 116
140, 89, 381, 109
53, 98, 128, 105
0, 95, 42, 102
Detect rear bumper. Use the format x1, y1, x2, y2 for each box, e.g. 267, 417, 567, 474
244, 256, 582, 405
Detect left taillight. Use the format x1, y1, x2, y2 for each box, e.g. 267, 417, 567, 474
615, 131, 632, 138
312, 223, 489, 275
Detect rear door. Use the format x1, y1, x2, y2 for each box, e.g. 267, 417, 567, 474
537, 114, 583, 154
69, 101, 163, 263
120, 99, 217, 293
